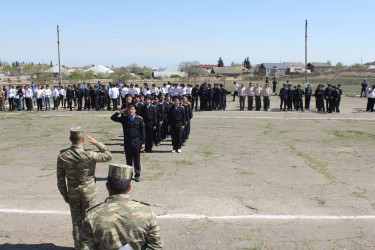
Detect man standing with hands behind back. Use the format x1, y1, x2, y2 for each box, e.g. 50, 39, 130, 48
111, 104, 145, 182
56, 128, 112, 249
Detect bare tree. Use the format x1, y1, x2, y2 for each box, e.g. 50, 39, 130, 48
179, 61, 207, 77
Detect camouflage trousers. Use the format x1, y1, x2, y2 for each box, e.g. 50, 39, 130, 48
68, 184, 97, 249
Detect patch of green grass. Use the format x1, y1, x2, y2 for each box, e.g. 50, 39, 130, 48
314, 196, 326, 205
352, 191, 367, 199
326, 129, 375, 141
174, 160, 194, 166
291, 165, 297, 168
358, 230, 366, 239
41, 164, 55, 171
195, 144, 215, 159
37, 172, 55, 177
289, 145, 339, 184
235, 168, 255, 175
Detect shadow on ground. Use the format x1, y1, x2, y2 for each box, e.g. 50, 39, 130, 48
0, 243, 73, 250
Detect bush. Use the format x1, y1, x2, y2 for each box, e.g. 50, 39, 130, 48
170, 74, 181, 78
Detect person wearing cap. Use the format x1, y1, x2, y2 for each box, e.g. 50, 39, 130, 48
337, 84, 342, 112
182, 95, 192, 145
168, 96, 185, 153
153, 95, 164, 146
133, 94, 144, 114
295, 85, 304, 112
279, 84, 288, 111
111, 104, 145, 182
366, 85, 375, 112
80, 164, 163, 249
191, 84, 199, 111
140, 95, 157, 153
254, 84, 262, 111
56, 128, 112, 249
324, 84, 332, 112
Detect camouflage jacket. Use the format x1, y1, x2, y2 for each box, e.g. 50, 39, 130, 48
56, 143, 112, 198
80, 194, 163, 250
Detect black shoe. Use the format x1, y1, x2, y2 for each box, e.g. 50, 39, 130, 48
135, 176, 141, 182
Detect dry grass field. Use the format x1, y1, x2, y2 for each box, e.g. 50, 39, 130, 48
0, 96, 375, 249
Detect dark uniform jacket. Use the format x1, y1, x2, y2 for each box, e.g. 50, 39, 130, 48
110, 113, 145, 146
168, 105, 186, 127
140, 104, 157, 127
279, 88, 288, 99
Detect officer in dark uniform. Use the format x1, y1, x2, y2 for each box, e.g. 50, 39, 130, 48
315, 84, 325, 113
199, 83, 207, 111
139, 95, 157, 153
84, 84, 91, 111
337, 84, 342, 112
206, 83, 213, 111
191, 84, 199, 111
287, 84, 294, 111
110, 104, 145, 182
182, 95, 192, 145
120, 94, 133, 110
133, 95, 144, 114
279, 84, 288, 111
295, 85, 304, 111
168, 96, 185, 153
219, 84, 227, 111
66, 85, 75, 111
328, 85, 339, 113
94, 86, 101, 111
324, 84, 332, 112
305, 86, 312, 110
153, 95, 164, 146
76, 83, 84, 111
159, 94, 169, 141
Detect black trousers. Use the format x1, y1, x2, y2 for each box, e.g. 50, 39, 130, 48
67, 98, 73, 111
305, 96, 311, 109
233, 91, 238, 101
84, 98, 91, 110
171, 124, 182, 150
296, 98, 303, 111
255, 96, 261, 111
124, 143, 141, 177
239, 96, 245, 110
161, 120, 168, 140
280, 98, 287, 110
192, 97, 198, 111
247, 96, 253, 110
37, 98, 43, 111
77, 98, 83, 110
367, 98, 374, 111
59, 95, 64, 107
287, 98, 293, 111
8, 98, 14, 111
145, 124, 154, 151
53, 97, 59, 110
25, 98, 32, 111
112, 98, 118, 111
154, 123, 162, 144
263, 96, 269, 111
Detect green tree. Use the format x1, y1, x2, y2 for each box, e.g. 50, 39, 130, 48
243, 57, 251, 69
335, 62, 345, 70
83, 70, 95, 80
67, 71, 82, 81
218, 57, 224, 67
143, 70, 152, 78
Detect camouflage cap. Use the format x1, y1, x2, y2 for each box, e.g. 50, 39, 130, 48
108, 164, 133, 179
70, 127, 84, 140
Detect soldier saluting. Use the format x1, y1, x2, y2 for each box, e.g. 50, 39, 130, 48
56, 128, 112, 249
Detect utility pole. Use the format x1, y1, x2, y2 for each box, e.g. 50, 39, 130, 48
57, 25, 62, 85
305, 20, 308, 87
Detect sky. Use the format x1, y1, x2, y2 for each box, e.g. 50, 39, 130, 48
0, 0, 374, 68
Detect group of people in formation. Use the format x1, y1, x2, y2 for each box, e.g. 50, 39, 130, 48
232, 79, 343, 113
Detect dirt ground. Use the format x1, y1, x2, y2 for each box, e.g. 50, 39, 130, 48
0, 96, 375, 249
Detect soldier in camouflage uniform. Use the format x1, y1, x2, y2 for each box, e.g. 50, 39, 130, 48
56, 128, 112, 249
80, 164, 163, 250
0, 87, 5, 111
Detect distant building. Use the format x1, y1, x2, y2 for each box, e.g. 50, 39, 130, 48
195, 65, 218, 70
307, 62, 331, 73
258, 63, 287, 77
210, 66, 250, 77
283, 62, 305, 74
152, 65, 187, 78
83, 65, 115, 74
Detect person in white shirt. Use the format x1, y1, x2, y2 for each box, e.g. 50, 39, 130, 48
254, 84, 262, 111
233, 82, 239, 101
172, 84, 180, 96
59, 87, 65, 108
150, 84, 159, 96
53, 86, 60, 110
43, 84, 52, 111
179, 84, 187, 96
120, 84, 129, 105
108, 84, 120, 111
246, 83, 255, 110
7, 85, 16, 111
24, 85, 34, 111
160, 83, 168, 95
262, 84, 272, 111
238, 84, 247, 110
35, 86, 44, 111
187, 84, 193, 96
143, 85, 151, 96
133, 84, 140, 96
366, 85, 375, 112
